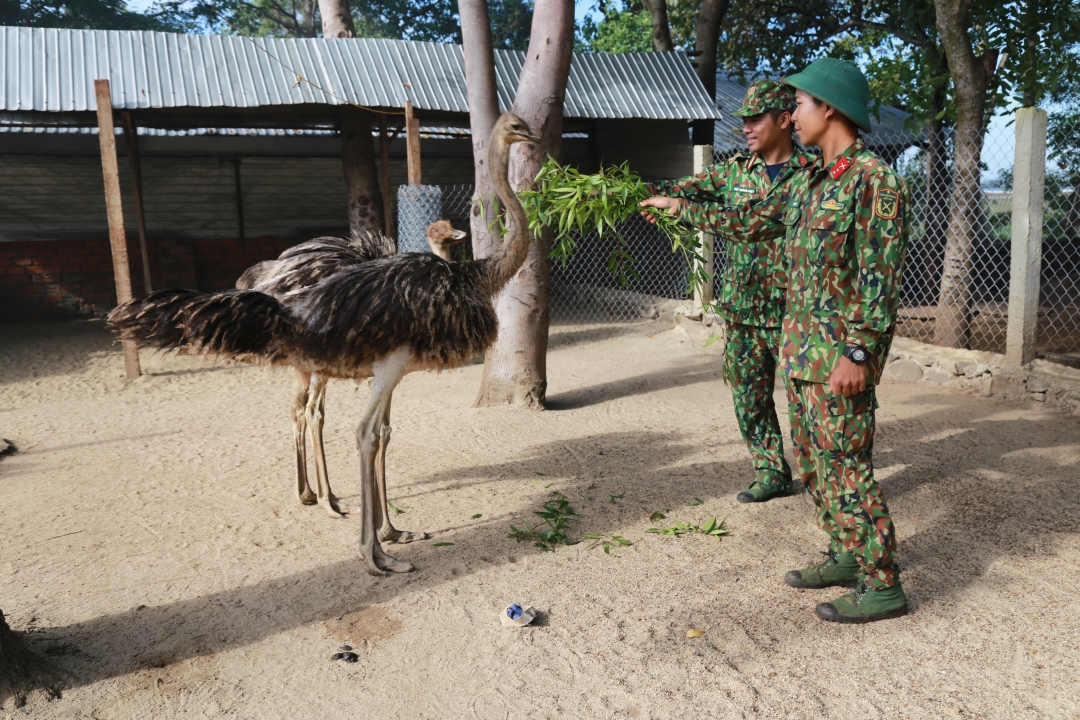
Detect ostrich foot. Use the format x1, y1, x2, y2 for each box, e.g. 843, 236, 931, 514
298, 489, 317, 505
379, 527, 430, 544
319, 494, 348, 519
363, 546, 415, 575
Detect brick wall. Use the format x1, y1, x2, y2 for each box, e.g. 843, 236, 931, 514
0, 236, 296, 321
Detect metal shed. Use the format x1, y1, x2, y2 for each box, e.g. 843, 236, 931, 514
0, 28, 721, 342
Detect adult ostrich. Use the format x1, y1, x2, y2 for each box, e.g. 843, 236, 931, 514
235, 220, 468, 522
108, 113, 539, 574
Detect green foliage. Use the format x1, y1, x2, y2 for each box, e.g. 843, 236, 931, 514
577, 0, 650, 53
4, 0, 178, 30
581, 533, 633, 555
507, 492, 580, 552
522, 157, 707, 294
645, 516, 729, 541
387, 500, 410, 515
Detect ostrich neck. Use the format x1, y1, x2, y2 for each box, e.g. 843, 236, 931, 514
480, 141, 531, 296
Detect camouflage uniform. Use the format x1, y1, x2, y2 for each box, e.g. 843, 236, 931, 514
649, 81, 813, 494
779, 136, 909, 589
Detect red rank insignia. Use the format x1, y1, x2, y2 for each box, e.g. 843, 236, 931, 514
829, 156, 852, 179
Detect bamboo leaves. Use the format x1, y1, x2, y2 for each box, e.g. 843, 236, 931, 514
522, 157, 708, 293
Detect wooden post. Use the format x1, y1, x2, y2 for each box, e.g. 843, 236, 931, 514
1005, 108, 1048, 368
95, 79, 140, 379
692, 144, 715, 309
405, 100, 421, 185
231, 156, 245, 243
121, 111, 152, 294
379, 114, 393, 237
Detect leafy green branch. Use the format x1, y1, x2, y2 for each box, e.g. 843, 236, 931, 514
645, 516, 729, 542
507, 492, 580, 552
519, 158, 710, 295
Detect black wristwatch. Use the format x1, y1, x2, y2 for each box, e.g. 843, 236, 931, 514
843, 344, 869, 365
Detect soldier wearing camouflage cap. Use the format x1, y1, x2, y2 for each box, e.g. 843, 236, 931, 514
639, 80, 813, 506
779, 58, 910, 623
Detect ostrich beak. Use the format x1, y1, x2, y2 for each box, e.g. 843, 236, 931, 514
448, 229, 468, 244
515, 128, 542, 144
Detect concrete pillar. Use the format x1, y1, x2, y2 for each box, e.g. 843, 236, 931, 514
1005, 108, 1048, 367
692, 144, 715, 309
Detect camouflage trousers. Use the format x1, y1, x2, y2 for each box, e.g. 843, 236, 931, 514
786, 378, 898, 589
724, 322, 792, 487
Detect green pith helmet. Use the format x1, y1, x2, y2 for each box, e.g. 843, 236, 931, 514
733, 80, 795, 117
783, 58, 872, 132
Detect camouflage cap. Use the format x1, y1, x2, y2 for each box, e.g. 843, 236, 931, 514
733, 80, 795, 118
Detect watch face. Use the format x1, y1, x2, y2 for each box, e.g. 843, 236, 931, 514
851, 347, 867, 362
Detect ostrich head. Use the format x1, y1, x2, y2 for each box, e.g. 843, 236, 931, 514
492, 113, 541, 152
425, 219, 468, 261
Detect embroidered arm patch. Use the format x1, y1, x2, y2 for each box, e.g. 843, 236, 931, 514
874, 188, 899, 219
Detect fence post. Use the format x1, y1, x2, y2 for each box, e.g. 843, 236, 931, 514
1005, 108, 1048, 367
692, 144, 715, 310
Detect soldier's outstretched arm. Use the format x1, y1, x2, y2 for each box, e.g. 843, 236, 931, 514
844, 170, 910, 354
646, 162, 730, 204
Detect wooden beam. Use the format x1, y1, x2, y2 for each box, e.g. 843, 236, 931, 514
231, 156, 245, 243
121, 111, 153, 294
405, 100, 421, 185
94, 79, 141, 379
378, 114, 393, 237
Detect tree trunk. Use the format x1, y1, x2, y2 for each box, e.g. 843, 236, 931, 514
691, 0, 728, 145
340, 106, 385, 235
474, 0, 574, 409
641, 0, 674, 52
933, 0, 997, 348
459, 0, 503, 260
318, 0, 355, 37
0, 608, 64, 709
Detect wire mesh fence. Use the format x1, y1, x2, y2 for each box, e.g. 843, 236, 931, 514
397, 118, 1080, 356
1040, 112, 1080, 359
406, 183, 694, 323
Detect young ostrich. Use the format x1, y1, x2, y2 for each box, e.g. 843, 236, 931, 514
235, 220, 468, 522
109, 113, 540, 574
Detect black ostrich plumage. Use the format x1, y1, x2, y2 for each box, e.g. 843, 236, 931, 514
108, 239, 497, 377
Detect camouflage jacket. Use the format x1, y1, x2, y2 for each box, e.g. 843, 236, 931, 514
779, 137, 909, 386
649, 148, 813, 327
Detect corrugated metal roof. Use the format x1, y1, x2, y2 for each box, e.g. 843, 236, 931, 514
0, 27, 721, 120
712, 72, 922, 151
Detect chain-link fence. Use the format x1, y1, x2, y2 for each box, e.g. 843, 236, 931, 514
1041, 111, 1080, 360
396, 118, 1080, 357
402, 182, 692, 323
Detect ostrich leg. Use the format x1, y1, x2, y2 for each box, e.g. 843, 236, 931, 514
292, 370, 317, 505
356, 348, 415, 574
375, 397, 429, 544
306, 373, 347, 518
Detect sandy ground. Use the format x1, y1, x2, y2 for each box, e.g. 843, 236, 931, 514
1, 319, 1078, 720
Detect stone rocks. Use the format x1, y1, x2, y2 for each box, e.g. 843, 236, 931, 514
925, 367, 955, 384
990, 375, 1027, 397
1026, 376, 1049, 393
884, 360, 923, 382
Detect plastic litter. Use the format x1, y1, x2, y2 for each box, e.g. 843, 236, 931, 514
500, 603, 537, 627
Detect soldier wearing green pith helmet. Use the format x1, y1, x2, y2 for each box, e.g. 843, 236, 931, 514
639, 80, 813, 506
779, 58, 910, 623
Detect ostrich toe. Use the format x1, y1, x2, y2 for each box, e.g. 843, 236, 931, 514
379, 528, 429, 544
371, 546, 414, 574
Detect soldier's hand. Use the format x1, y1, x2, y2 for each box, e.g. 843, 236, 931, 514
829, 356, 867, 397
638, 196, 686, 225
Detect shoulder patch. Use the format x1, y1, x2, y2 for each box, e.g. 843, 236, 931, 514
874, 188, 899, 219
